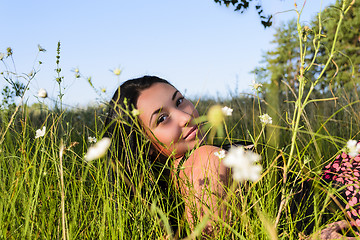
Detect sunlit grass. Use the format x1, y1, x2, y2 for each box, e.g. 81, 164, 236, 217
1, 1, 359, 239
1, 82, 359, 239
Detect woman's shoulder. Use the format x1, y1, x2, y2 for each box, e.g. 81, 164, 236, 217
180, 145, 225, 175
190, 144, 222, 161
194, 144, 222, 154
177, 145, 229, 192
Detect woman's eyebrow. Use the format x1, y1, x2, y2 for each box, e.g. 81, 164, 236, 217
149, 90, 180, 126
172, 90, 179, 100
150, 108, 162, 126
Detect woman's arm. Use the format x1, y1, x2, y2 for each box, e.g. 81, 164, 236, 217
304, 220, 358, 240
177, 145, 230, 236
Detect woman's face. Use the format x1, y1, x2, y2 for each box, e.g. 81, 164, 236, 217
137, 82, 203, 158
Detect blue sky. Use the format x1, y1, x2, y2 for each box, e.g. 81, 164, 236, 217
1, 0, 335, 107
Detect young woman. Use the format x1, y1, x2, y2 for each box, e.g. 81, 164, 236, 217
104, 75, 229, 236
104, 75, 356, 239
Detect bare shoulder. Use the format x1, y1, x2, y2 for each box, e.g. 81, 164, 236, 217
192, 145, 223, 159
183, 145, 222, 166
194, 144, 222, 154
177, 145, 230, 230
180, 145, 227, 179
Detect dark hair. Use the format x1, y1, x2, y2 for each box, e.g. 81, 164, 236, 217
105, 75, 172, 126
104, 75, 173, 184
104, 76, 184, 234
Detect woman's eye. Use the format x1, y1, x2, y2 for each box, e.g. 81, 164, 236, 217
176, 97, 184, 107
156, 114, 168, 125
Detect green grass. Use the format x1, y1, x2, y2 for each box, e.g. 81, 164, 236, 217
1, 2, 359, 238
0, 88, 359, 239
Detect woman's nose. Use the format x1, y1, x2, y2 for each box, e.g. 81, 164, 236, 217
176, 109, 192, 127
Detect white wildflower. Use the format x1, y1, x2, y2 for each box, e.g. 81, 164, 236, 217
347, 140, 360, 157
35, 126, 46, 139
223, 146, 262, 182
131, 108, 140, 117
84, 137, 111, 162
259, 113, 272, 125
251, 80, 262, 91
37, 88, 48, 98
113, 68, 121, 76
222, 106, 233, 116
88, 136, 97, 143
214, 149, 226, 160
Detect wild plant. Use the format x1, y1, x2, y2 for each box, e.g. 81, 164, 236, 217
1, 1, 359, 239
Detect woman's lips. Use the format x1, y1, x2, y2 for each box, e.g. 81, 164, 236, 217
184, 126, 198, 140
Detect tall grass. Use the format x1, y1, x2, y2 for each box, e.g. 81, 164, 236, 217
1, 81, 360, 239
1, 1, 359, 239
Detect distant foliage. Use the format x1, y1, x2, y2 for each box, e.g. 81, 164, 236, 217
213, 0, 273, 27
254, 1, 360, 95
309, 0, 360, 92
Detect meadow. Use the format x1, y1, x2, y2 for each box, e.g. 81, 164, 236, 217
1, 1, 360, 239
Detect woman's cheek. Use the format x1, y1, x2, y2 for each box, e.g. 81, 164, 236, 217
164, 126, 182, 145
152, 128, 173, 146
187, 102, 198, 118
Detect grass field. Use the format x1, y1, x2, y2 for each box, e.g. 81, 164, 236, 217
1, 2, 360, 239
1, 83, 360, 239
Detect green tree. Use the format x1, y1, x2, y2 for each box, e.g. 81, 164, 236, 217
253, 0, 360, 146
253, 20, 300, 149
309, 0, 360, 93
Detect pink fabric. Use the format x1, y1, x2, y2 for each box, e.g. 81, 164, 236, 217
322, 147, 360, 226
